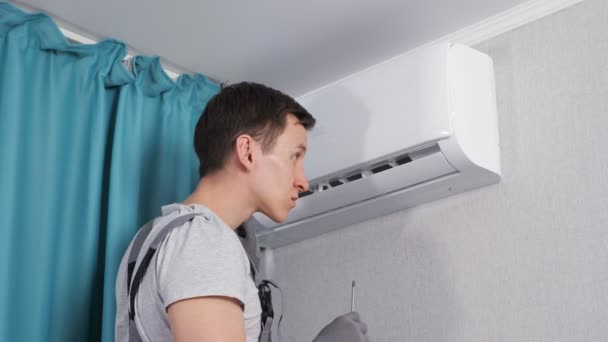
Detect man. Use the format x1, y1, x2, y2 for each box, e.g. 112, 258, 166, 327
115, 82, 370, 341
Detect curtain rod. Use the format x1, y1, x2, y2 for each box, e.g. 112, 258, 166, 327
58, 27, 181, 80
9, 1, 183, 81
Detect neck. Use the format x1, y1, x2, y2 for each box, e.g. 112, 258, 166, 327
182, 171, 256, 230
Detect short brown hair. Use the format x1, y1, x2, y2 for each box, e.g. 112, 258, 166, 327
194, 82, 316, 178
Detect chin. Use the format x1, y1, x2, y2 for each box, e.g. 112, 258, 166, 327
273, 213, 290, 223
266, 209, 289, 223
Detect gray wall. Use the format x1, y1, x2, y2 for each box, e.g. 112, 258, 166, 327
269, 1, 608, 341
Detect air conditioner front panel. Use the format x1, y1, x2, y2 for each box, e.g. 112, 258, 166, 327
298, 43, 453, 181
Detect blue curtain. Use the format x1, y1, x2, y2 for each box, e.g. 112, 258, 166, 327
0, 3, 220, 341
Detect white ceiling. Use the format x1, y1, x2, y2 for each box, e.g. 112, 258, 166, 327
12, 0, 528, 97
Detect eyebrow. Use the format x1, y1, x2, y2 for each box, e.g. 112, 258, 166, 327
296, 144, 307, 153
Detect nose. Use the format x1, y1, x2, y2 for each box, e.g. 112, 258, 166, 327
294, 167, 309, 193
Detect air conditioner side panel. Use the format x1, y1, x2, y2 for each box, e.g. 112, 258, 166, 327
443, 44, 501, 177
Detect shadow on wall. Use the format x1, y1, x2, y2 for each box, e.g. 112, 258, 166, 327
296, 79, 462, 341
267, 86, 374, 341
331, 204, 459, 341
274, 86, 459, 340
402, 226, 458, 341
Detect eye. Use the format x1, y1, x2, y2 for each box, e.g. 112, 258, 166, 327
292, 152, 301, 160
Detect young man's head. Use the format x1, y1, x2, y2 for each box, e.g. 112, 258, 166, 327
194, 82, 316, 222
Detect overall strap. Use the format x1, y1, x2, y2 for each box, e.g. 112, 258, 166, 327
127, 213, 203, 342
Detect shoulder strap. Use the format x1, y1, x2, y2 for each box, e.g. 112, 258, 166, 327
127, 213, 202, 342
126, 212, 262, 342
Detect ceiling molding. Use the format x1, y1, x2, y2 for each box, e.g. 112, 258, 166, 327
445, 0, 584, 46
296, 0, 584, 99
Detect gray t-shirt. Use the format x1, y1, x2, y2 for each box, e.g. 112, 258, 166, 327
115, 203, 262, 342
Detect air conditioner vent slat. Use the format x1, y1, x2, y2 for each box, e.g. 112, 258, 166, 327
299, 144, 441, 199
371, 164, 392, 174
395, 155, 413, 165
345, 173, 362, 183
329, 179, 343, 187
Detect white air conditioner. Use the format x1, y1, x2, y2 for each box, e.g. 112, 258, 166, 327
251, 43, 501, 248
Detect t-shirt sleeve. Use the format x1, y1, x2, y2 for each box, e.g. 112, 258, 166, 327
154, 217, 250, 309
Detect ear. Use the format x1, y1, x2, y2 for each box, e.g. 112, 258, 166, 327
234, 134, 256, 170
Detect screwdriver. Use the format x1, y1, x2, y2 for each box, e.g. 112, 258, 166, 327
351, 280, 356, 312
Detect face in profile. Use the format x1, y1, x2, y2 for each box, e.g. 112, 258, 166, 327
251, 114, 310, 223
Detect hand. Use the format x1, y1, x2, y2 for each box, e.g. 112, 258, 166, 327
313, 312, 370, 342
